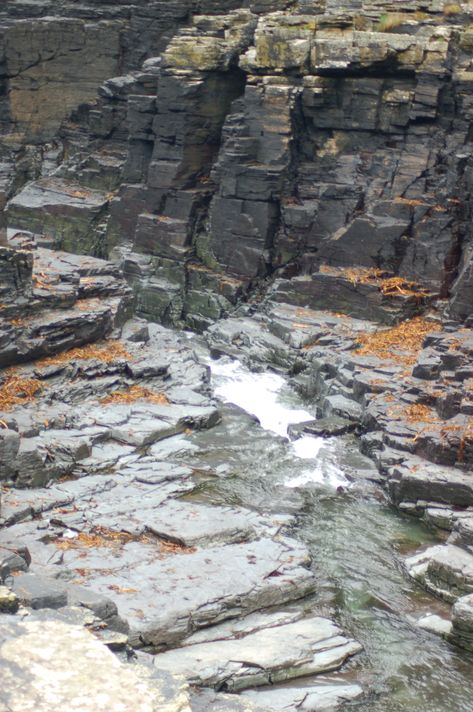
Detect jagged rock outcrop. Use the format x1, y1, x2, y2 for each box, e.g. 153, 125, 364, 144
2, 1, 473, 330
4, 0, 473, 705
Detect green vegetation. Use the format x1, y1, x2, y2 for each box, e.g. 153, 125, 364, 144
377, 12, 418, 31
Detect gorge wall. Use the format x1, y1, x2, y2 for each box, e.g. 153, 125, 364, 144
4, 4, 473, 708
2, 0, 473, 328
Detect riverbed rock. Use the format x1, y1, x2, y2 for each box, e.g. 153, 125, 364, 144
416, 613, 452, 639
12, 572, 68, 610
79, 536, 316, 649
451, 594, 473, 652
288, 417, 356, 439
406, 544, 473, 603
153, 615, 362, 691
388, 459, 473, 510
241, 680, 364, 711
190, 688, 271, 712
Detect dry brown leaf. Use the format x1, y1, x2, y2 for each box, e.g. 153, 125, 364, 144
100, 385, 169, 406
36, 341, 132, 367
354, 317, 441, 365
0, 376, 44, 411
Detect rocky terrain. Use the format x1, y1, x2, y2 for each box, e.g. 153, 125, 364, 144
2, 0, 473, 710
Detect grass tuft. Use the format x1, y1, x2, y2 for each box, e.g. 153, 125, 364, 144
377, 13, 413, 31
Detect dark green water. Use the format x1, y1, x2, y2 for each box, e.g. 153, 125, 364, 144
184, 358, 473, 710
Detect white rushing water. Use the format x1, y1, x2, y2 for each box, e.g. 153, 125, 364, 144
210, 358, 349, 488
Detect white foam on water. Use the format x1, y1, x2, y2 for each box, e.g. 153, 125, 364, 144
211, 359, 311, 438
292, 435, 324, 459
210, 358, 349, 488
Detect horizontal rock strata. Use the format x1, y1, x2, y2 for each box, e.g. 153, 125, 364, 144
3, 0, 473, 707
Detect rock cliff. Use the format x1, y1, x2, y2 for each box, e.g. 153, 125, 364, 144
4, 2, 473, 710
2, 0, 473, 328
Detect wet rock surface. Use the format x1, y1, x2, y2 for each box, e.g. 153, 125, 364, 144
153, 615, 362, 690
2, 246, 473, 709
0, 244, 364, 711
204, 299, 473, 656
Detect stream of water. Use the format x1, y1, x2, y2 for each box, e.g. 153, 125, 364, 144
189, 355, 473, 710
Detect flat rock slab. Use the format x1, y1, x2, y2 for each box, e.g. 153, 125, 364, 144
7, 178, 110, 255
12, 573, 68, 610
153, 616, 362, 691
389, 460, 473, 509
206, 317, 295, 370
8, 573, 126, 634
288, 417, 356, 439
190, 689, 272, 712
84, 403, 220, 447
34, 247, 122, 279
57, 536, 316, 648
126, 460, 194, 485
8, 178, 108, 211
406, 544, 473, 602
0, 479, 196, 570
265, 303, 373, 349
0, 297, 125, 371
242, 679, 364, 711
416, 613, 452, 639
0, 617, 188, 712
0, 475, 118, 525
181, 608, 304, 647
52, 495, 278, 548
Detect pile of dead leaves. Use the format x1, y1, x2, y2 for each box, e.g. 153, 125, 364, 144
37, 341, 132, 367
0, 374, 44, 411
56, 527, 195, 559
55, 527, 150, 551
379, 276, 430, 298
342, 266, 384, 285
354, 317, 441, 365
402, 403, 438, 424
319, 265, 430, 298
158, 539, 196, 557
100, 385, 169, 406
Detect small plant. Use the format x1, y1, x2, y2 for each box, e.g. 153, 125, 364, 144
377, 13, 410, 31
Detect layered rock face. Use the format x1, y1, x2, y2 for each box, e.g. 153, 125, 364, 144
4, 1, 473, 708
2, 0, 473, 329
